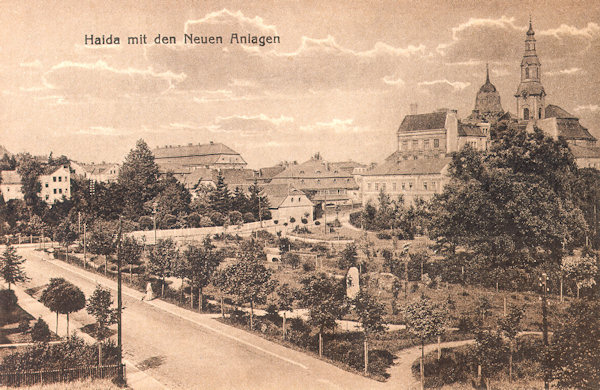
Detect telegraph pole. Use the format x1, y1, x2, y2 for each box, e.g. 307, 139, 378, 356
539, 272, 549, 390
116, 217, 124, 384
152, 201, 158, 245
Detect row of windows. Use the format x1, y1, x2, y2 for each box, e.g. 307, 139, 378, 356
52, 176, 68, 182
367, 181, 437, 192
400, 153, 446, 161
401, 138, 442, 151
289, 197, 303, 203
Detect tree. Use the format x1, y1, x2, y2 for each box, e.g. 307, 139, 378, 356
16, 153, 43, 208
121, 236, 143, 282
403, 295, 447, 388
148, 238, 179, 297
87, 219, 117, 273
210, 171, 231, 215
430, 129, 585, 267
86, 285, 117, 340
0, 243, 28, 290
40, 278, 86, 337
338, 243, 358, 270
561, 252, 598, 298
54, 220, 78, 258
153, 173, 191, 226
276, 283, 296, 339
183, 237, 222, 311
299, 272, 348, 357
248, 179, 271, 221
473, 329, 507, 388
498, 304, 524, 382
550, 300, 600, 389
353, 289, 387, 374
118, 139, 160, 219
220, 240, 277, 329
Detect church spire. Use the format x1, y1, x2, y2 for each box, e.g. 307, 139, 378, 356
515, 17, 545, 121
485, 63, 490, 83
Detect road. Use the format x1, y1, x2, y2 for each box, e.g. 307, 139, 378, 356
15, 246, 395, 390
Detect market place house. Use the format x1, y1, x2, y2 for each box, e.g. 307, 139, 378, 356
0, 165, 71, 204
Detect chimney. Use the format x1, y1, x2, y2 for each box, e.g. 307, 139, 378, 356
410, 103, 418, 115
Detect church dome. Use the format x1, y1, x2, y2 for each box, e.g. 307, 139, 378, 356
474, 64, 503, 115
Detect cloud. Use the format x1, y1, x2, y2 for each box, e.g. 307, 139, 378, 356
438, 17, 600, 64
20, 60, 43, 69
418, 79, 471, 92
574, 104, 600, 113
382, 75, 405, 86
76, 126, 121, 136
545, 67, 583, 76
299, 118, 368, 134
144, 9, 427, 94
43, 60, 186, 98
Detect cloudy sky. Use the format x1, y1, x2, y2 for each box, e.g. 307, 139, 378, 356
1, 0, 599, 168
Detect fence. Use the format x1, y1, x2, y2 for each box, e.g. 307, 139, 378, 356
3, 235, 50, 246
0, 364, 125, 387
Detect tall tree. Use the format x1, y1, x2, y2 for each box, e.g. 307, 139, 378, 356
403, 295, 447, 387
0, 243, 28, 290
220, 240, 277, 329
498, 304, 524, 382
120, 236, 143, 281
86, 284, 117, 340
248, 179, 271, 221
430, 129, 585, 267
41, 278, 86, 337
118, 139, 160, 219
353, 289, 387, 374
299, 272, 348, 357
210, 171, 231, 214
16, 153, 43, 209
148, 238, 179, 297
276, 283, 296, 340
153, 173, 191, 225
183, 237, 222, 311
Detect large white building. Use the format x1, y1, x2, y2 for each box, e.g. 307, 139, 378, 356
0, 165, 71, 204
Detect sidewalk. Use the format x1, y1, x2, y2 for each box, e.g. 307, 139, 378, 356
2, 281, 166, 390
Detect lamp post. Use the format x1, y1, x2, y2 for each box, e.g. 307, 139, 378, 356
116, 217, 124, 384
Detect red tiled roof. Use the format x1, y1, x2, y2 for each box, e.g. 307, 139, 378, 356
398, 112, 447, 133
363, 157, 451, 176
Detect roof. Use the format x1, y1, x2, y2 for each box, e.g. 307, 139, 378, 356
458, 123, 486, 137
398, 112, 448, 133
545, 105, 576, 119
258, 165, 287, 179
570, 144, 600, 159
273, 158, 355, 180
0, 170, 21, 185
363, 157, 451, 176
153, 142, 241, 160
329, 160, 367, 173
555, 118, 595, 141
516, 81, 545, 96
261, 184, 309, 208
81, 163, 118, 175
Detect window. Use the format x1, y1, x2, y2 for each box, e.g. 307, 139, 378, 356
53, 177, 56, 182
413, 156, 418, 160
382, 183, 386, 191
423, 182, 428, 190
367, 183, 371, 190
375, 183, 379, 191
45, 183, 48, 188
539, 108, 542, 119
53, 189, 57, 194
291, 197, 294, 203
45, 195, 49, 200
393, 182, 397, 191
298, 197, 301, 202
409, 182, 413, 189
58, 177, 62, 182
523, 108, 529, 120
59, 189, 62, 194
424, 139, 430, 149
434, 139, 440, 148
525, 67, 529, 79
402, 140, 408, 150
401, 183, 405, 190
412, 140, 418, 149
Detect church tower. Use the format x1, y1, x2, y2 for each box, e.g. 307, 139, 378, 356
515, 18, 545, 121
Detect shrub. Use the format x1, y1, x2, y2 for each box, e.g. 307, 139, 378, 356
410, 283, 419, 293
301, 218, 308, 224
243, 212, 255, 223
199, 216, 214, 227
18, 318, 30, 332
302, 261, 315, 272
376, 232, 392, 240
228, 211, 244, 225
282, 253, 301, 269
187, 212, 202, 228
290, 217, 296, 223
31, 318, 51, 342
138, 216, 153, 231
314, 221, 321, 226
0, 289, 18, 313
273, 220, 279, 225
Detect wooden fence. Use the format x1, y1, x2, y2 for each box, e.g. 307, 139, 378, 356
0, 364, 125, 387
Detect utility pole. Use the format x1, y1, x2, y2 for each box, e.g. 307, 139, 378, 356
153, 201, 158, 246
539, 272, 549, 390
116, 217, 124, 384
83, 223, 87, 269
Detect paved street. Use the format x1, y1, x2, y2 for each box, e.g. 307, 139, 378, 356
15, 246, 395, 390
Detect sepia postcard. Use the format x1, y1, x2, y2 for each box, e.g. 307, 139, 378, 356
0, 0, 598, 389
